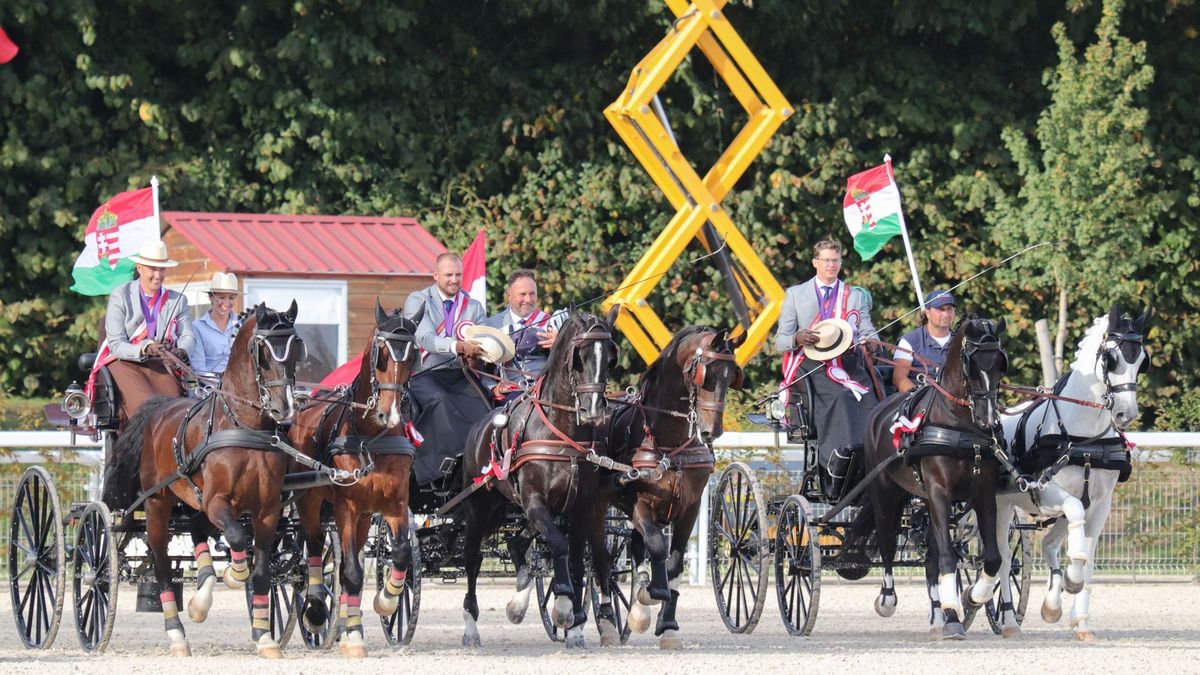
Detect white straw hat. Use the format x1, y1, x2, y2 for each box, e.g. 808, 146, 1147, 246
462, 324, 517, 365
209, 272, 240, 294
803, 318, 855, 361
128, 240, 178, 268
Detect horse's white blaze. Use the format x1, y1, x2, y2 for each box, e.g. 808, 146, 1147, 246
386, 398, 402, 428
593, 341, 603, 384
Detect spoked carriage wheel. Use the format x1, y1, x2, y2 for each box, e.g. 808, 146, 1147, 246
533, 541, 593, 643
952, 508, 983, 630
709, 461, 768, 634
588, 510, 633, 645
296, 525, 342, 650
72, 502, 119, 653
774, 495, 821, 636
983, 518, 1032, 634
8, 466, 67, 649
244, 521, 302, 648
376, 517, 420, 648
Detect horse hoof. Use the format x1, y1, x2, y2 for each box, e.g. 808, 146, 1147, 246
169, 641, 192, 657
222, 565, 245, 591
1062, 575, 1085, 595
960, 588, 984, 613
1002, 625, 1022, 639
939, 622, 966, 641
929, 627, 942, 642
874, 594, 896, 618
256, 635, 282, 659
1041, 603, 1063, 624
628, 602, 651, 634
506, 599, 528, 624
552, 596, 574, 629
565, 631, 587, 650
374, 591, 398, 617
339, 632, 368, 658
659, 630, 683, 650
188, 576, 215, 623
462, 633, 482, 647
1076, 629, 1096, 642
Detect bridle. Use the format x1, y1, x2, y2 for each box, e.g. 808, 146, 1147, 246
362, 325, 417, 417
566, 320, 616, 424
682, 340, 742, 439
927, 321, 1007, 428
249, 321, 304, 419
1097, 329, 1146, 411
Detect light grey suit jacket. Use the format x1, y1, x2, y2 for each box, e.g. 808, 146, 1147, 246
481, 308, 563, 380
403, 284, 486, 373
104, 281, 196, 361
775, 277, 876, 353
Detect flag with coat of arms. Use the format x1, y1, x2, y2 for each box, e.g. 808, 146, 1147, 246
70, 180, 162, 296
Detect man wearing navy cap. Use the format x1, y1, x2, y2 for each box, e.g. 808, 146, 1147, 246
892, 289, 956, 392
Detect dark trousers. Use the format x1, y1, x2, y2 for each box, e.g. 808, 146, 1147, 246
109, 359, 183, 424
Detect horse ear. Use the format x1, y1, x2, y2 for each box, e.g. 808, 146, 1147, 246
1136, 304, 1153, 331
375, 298, 387, 326
1107, 302, 1122, 332
994, 317, 1006, 336
605, 303, 621, 328
729, 328, 747, 349
286, 299, 298, 323
254, 303, 267, 324
410, 303, 425, 326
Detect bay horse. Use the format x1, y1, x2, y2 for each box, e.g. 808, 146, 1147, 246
860, 316, 1009, 640
289, 302, 422, 658
457, 308, 619, 649
103, 302, 303, 657
993, 304, 1149, 640
596, 326, 744, 649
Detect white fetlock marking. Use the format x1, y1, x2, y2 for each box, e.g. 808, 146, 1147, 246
256, 633, 281, 657
971, 572, 999, 605
565, 625, 586, 648
507, 584, 533, 619
938, 574, 961, 614
463, 610, 481, 641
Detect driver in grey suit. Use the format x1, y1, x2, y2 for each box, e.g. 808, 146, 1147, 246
775, 239, 880, 497
480, 269, 562, 400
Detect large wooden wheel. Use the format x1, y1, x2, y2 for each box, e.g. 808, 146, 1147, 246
8, 466, 66, 649
774, 495, 821, 636
244, 523, 301, 647
978, 517, 1032, 634
376, 516, 420, 648
709, 462, 768, 634
72, 502, 119, 653
296, 524, 342, 650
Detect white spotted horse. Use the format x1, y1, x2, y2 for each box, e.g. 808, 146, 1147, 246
594, 326, 745, 649
993, 303, 1149, 640
860, 316, 1012, 640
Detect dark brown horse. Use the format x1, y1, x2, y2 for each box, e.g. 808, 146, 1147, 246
457, 308, 619, 649
289, 302, 422, 658
595, 326, 744, 648
104, 302, 303, 657
860, 316, 1008, 640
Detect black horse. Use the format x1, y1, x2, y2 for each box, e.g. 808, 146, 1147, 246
860, 316, 1009, 640
595, 326, 744, 648
456, 308, 620, 649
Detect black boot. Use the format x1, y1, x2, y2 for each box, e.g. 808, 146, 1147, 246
826, 446, 853, 499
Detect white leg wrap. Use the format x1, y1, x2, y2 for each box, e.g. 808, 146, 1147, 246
939, 574, 961, 614
462, 610, 481, 646
1067, 521, 1089, 563
970, 571, 999, 605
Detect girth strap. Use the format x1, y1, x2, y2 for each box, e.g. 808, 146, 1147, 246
180, 428, 281, 476
329, 434, 415, 456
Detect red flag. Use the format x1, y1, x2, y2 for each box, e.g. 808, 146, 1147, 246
462, 227, 486, 312
316, 351, 362, 391
0, 26, 18, 64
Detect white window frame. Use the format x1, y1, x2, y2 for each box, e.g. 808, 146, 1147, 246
242, 277, 349, 363
166, 281, 214, 321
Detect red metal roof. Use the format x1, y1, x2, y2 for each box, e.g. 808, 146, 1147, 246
163, 211, 445, 276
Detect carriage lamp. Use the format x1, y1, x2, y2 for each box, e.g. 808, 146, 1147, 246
766, 397, 786, 421
62, 381, 91, 420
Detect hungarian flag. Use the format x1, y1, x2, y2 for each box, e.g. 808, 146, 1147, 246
70, 187, 160, 295
0, 26, 18, 64
462, 227, 486, 312
842, 160, 905, 260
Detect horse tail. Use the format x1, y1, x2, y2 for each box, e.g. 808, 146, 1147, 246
844, 498, 878, 556
102, 396, 175, 510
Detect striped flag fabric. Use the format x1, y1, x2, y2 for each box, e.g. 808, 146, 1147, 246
70, 186, 160, 295
842, 162, 904, 260
462, 227, 486, 312
0, 26, 18, 64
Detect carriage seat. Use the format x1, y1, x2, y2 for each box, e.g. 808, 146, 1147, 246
78, 352, 120, 430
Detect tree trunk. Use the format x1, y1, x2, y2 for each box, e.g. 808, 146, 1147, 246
1054, 287, 1069, 376
1035, 318, 1057, 386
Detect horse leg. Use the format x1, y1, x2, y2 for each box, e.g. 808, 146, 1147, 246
656, 500, 700, 650
563, 515, 589, 649
927, 490, 965, 640
211, 498, 251, 591
1038, 482, 1087, 593
147, 495, 190, 656
872, 484, 906, 620
524, 494, 574, 629
584, 497, 618, 647
963, 488, 1003, 617
297, 491, 329, 632
1040, 517, 1068, 623
248, 505, 283, 658
1072, 483, 1115, 642
186, 511, 218, 623
336, 511, 370, 658
504, 524, 537, 624
628, 499, 669, 634
924, 539, 945, 640
992, 498, 1021, 638
373, 513, 412, 616
462, 494, 498, 646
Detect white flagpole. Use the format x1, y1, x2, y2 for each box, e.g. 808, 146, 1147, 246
150, 175, 162, 239
884, 155, 926, 311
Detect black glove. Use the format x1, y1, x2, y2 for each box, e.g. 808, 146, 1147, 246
168, 346, 189, 364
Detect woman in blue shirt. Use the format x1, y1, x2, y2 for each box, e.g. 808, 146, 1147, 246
191, 272, 241, 374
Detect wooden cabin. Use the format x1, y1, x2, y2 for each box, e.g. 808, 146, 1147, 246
160, 212, 444, 382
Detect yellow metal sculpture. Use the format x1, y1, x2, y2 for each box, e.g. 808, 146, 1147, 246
602, 0, 793, 366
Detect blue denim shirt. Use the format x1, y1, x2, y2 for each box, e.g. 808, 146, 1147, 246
191, 311, 239, 374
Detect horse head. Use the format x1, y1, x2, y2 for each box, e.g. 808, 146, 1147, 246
546, 306, 619, 426
954, 316, 1008, 429
678, 328, 745, 446
365, 299, 422, 429
243, 300, 304, 423
1099, 302, 1151, 430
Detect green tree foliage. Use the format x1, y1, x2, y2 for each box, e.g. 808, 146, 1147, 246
0, 1, 1197, 426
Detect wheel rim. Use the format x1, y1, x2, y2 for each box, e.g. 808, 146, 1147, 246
588, 513, 632, 644
73, 502, 118, 653
986, 524, 1031, 632
708, 463, 766, 634
299, 527, 341, 649
953, 508, 981, 630
8, 467, 65, 650
377, 521, 420, 647
775, 496, 820, 636
245, 526, 300, 647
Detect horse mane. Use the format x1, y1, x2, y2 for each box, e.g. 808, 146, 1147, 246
1070, 315, 1110, 376
937, 316, 971, 384
640, 325, 713, 392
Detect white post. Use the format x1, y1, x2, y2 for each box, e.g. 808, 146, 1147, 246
150, 175, 162, 237
884, 155, 926, 311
